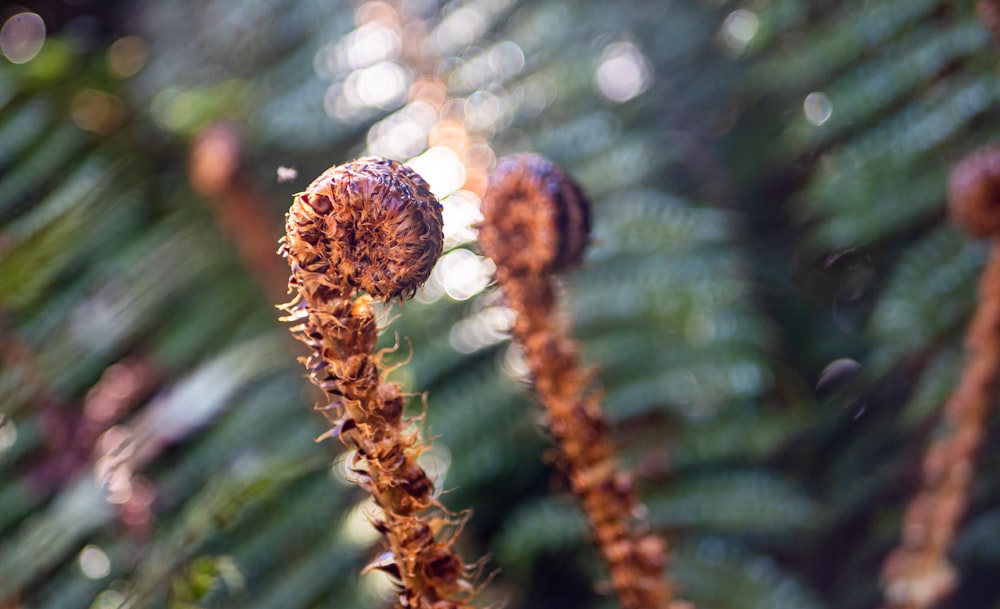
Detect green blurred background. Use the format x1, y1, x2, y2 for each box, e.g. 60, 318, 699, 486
1, 0, 999, 608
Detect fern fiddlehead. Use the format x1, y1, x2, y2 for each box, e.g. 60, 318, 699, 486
279, 157, 480, 609
479, 153, 688, 609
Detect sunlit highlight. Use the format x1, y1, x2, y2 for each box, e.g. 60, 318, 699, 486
331, 449, 358, 486
71, 89, 125, 136
431, 7, 488, 54
719, 9, 759, 55
512, 75, 552, 118
417, 443, 453, 496
594, 42, 652, 104
804, 92, 833, 126
276, 166, 298, 182
449, 306, 514, 354
79, 545, 111, 580
316, 4, 411, 122
92, 591, 125, 609
501, 343, 531, 382
151, 87, 189, 131
107, 36, 148, 78
450, 40, 525, 92
359, 567, 398, 603
435, 248, 494, 301
407, 146, 466, 198
463, 90, 506, 134
1, 12, 45, 64
341, 497, 385, 548
367, 101, 438, 159
441, 189, 483, 248
344, 21, 402, 70
344, 61, 408, 110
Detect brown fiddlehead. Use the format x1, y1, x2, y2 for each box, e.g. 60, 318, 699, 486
479, 153, 687, 609
279, 157, 480, 609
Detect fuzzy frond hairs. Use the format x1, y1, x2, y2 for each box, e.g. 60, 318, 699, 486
479, 153, 690, 609
279, 157, 482, 609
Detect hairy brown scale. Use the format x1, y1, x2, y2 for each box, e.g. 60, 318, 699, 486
480, 154, 686, 609
279, 157, 480, 609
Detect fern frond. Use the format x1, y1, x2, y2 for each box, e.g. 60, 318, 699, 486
673, 537, 825, 609
646, 470, 817, 538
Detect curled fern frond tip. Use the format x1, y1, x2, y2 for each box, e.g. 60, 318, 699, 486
480, 153, 591, 276
285, 156, 444, 301
480, 153, 678, 609
948, 146, 1000, 238
279, 159, 480, 609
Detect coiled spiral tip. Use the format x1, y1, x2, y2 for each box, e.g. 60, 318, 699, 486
479, 153, 591, 275
284, 157, 444, 300
949, 146, 1000, 238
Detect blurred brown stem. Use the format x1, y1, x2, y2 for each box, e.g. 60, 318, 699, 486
479, 154, 686, 609
880, 242, 1000, 609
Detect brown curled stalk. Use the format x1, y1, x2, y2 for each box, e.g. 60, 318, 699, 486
880, 146, 1000, 609
278, 157, 480, 609
479, 154, 686, 609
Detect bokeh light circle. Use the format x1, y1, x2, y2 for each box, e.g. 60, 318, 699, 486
1, 12, 45, 64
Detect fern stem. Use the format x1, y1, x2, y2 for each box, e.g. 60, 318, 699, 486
880, 149, 1000, 609
479, 154, 688, 609
279, 158, 479, 609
